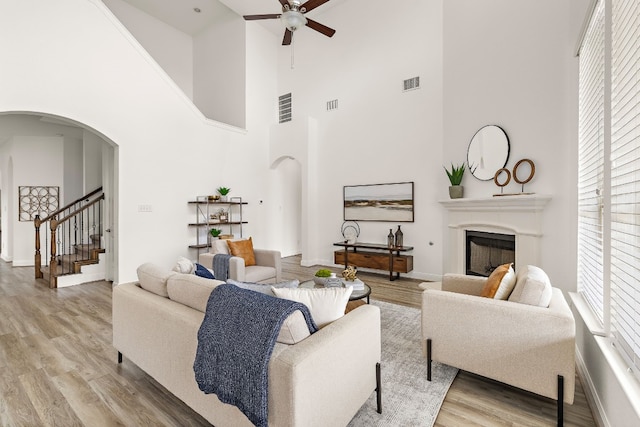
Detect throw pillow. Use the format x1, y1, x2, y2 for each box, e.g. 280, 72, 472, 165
227, 237, 256, 267
492, 264, 517, 300
508, 265, 553, 307
167, 274, 221, 312
226, 278, 299, 296
194, 263, 215, 279
137, 263, 176, 297
272, 286, 353, 328
172, 256, 195, 274
481, 263, 514, 298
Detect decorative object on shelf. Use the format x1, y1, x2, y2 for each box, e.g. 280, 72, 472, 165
341, 221, 360, 244
493, 158, 536, 197
313, 268, 333, 286
444, 163, 466, 199
217, 186, 231, 202
344, 182, 414, 222
217, 208, 228, 223
467, 125, 510, 181
219, 234, 234, 240
387, 229, 394, 247
394, 225, 404, 247
209, 228, 222, 238
342, 265, 358, 281
207, 194, 220, 202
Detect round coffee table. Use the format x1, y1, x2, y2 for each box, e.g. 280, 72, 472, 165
299, 280, 371, 304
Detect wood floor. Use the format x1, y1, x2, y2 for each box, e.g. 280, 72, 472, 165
0, 256, 597, 426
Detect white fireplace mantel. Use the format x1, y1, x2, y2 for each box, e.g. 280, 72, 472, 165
439, 194, 552, 274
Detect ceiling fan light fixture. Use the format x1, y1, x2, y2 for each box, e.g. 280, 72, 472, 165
280, 10, 307, 32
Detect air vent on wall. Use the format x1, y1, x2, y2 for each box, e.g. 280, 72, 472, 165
403, 76, 420, 92
279, 93, 292, 123
327, 99, 338, 111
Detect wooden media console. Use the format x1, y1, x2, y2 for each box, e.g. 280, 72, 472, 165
333, 242, 414, 281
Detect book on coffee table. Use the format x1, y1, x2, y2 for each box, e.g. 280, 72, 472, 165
342, 278, 365, 290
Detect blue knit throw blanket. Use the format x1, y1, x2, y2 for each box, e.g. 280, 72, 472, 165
193, 284, 318, 427
212, 253, 232, 280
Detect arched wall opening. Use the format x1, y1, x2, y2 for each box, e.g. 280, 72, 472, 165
0, 111, 118, 281
270, 155, 302, 257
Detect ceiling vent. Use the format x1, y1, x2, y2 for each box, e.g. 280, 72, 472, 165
326, 99, 339, 111
279, 93, 292, 123
403, 76, 420, 92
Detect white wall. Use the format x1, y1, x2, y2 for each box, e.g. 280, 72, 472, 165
193, 7, 246, 128
103, 0, 194, 99
1, 136, 65, 266
442, 0, 580, 292
63, 136, 83, 203
83, 130, 103, 193
272, 0, 444, 280
0, 0, 279, 283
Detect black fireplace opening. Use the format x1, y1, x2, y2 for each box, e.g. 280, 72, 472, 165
465, 230, 515, 277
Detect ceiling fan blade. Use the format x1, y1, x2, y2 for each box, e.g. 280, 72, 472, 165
277, 0, 290, 6
305, 19, 336, 37
282, 29, 293, 45
243, 14, 281, 21
300, 0, 331, 13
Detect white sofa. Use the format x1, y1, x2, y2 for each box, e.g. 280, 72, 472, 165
422, 269, 575, 426
198, 239, 281, 284
112, 264, 382, 426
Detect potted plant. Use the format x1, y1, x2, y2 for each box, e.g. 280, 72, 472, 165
444, 163, 466, 199
209, 228, 222, 239
216, 186, 231, 202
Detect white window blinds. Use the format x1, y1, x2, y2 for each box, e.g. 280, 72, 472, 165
578, 0, 606, 323
611, 0, 640, 373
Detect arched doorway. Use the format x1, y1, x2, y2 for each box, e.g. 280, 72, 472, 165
0, 112, 118, 282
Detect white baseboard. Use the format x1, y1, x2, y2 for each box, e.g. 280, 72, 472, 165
575, 346, 610, 427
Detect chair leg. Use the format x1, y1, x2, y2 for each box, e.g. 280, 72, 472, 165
426, 339, 432, 381
557, 375, 564, 427
117, 351, 122, 364
376, 362, 382, 414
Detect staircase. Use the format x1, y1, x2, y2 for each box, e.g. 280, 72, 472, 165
34, 188, 106, 288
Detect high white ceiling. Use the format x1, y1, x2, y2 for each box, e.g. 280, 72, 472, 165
120, 0, 347, 36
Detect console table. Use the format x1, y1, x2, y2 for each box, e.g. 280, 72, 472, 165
333, 242, 414, 281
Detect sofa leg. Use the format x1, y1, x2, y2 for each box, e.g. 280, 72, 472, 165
557, 375, 564, 427
117, 351, 122, 364
426, 339, 432, 382
376, 362, 382, 414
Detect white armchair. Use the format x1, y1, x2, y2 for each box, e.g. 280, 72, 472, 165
198, 239, 281, 284
422, 272, 575, 426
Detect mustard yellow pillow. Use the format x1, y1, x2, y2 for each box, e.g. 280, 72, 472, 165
481, 263, 514, 298
227, 237, 256, 267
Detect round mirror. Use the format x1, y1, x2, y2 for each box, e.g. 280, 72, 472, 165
467, 125, 510, 181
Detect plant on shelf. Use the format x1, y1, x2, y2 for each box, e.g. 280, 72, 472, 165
216, 186, 231, 202
444, 163, 466, 199
209, 228, 222, 238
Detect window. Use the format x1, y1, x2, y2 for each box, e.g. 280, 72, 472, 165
578, 0, 640, 378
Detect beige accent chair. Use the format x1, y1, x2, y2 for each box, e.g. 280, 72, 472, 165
422, 273, 575, 427
199, 239, 281, 283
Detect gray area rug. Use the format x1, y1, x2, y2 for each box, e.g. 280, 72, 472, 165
348, 300, 458, 427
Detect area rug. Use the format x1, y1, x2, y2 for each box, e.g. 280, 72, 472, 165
348, 300, 458, 427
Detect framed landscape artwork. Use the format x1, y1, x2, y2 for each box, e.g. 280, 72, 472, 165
343, 182, 414, 222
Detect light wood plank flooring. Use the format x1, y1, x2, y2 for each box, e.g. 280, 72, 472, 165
0, 257, 597, 426
281, 256, 597, 427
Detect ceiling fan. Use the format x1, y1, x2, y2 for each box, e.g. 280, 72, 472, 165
243, 0, 336, 45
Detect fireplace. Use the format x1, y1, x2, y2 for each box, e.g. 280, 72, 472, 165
439, 195, 551, 276
466, 230, 515, 277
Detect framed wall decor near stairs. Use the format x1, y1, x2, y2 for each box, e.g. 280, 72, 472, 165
188, 196, 247, 254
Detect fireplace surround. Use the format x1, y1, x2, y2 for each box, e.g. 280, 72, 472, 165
440, 195, 551, 275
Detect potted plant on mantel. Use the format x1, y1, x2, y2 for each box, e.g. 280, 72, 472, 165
216, 186, 231, 202
444, 163, 466, 199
